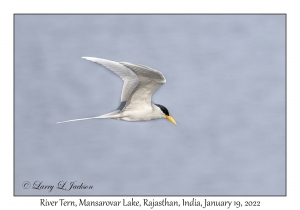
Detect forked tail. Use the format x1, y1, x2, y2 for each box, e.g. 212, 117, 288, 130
56, 111, 120, 124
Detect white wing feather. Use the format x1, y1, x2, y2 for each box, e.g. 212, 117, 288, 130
82, 57, 139, 102
119, 62, 166, 110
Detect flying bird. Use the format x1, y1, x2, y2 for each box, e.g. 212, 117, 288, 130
57, 57, 177, 125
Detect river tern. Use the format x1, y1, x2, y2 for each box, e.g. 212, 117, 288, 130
57, 57, 177, 125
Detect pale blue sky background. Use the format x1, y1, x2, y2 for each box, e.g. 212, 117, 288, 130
14, 14, 285, 195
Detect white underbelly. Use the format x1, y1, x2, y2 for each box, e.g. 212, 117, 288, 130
119, 110, 162, 122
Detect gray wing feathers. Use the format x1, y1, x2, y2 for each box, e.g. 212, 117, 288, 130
120, 62, 166, 84
82, 57, 166, 110
119, 62, 166, 108
82, 57, 139, 102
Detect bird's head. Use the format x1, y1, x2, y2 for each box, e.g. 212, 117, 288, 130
155, 104, 177, 125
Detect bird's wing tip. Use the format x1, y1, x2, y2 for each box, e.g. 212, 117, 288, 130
82, 57, 103, 63
82, 56, 98, 59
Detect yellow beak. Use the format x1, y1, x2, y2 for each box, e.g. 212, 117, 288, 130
166, 115, 177, 125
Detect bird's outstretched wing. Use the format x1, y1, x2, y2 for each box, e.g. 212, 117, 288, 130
82, 57, 139, 103
57, 58, 167, 124
119, 62, 166, 110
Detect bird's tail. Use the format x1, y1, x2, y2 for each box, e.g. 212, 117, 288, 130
56, 111, 120, 124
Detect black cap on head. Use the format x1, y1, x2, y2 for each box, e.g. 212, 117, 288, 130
155, 104, 169, 116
